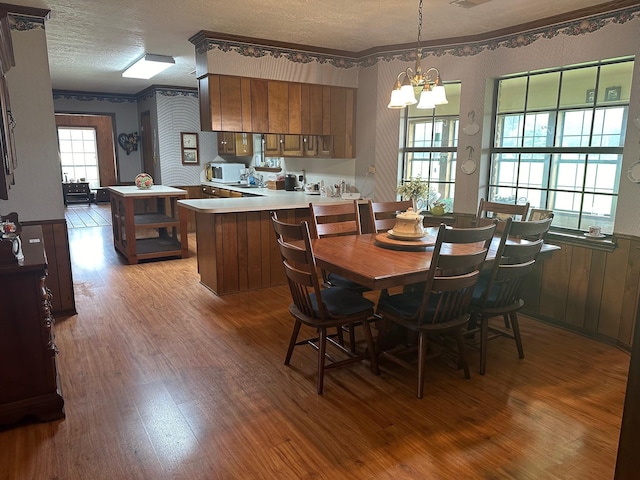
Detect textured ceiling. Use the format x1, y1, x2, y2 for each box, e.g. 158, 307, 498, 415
5, 0, 622, 95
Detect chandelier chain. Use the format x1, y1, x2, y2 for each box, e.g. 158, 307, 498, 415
417, 0, 423, 48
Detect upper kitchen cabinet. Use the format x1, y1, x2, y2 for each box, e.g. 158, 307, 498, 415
197, 74, 356, 158
330, 87, 356, 159
217, 132, 253, 156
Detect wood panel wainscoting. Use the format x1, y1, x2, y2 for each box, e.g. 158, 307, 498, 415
194, 207, 309, 295
521, 234, 639, 350
23, 218, 76, 317
411, 210, 640, 350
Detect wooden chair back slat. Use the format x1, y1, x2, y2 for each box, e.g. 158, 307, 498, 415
366, 199, 414, 233
309, 201, 361, 239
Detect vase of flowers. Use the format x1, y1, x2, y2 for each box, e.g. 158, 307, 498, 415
397, 176, 438, 212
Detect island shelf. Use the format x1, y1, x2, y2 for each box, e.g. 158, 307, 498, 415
108, 185, 188, 265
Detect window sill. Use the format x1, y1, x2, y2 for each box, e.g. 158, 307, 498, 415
546, 230, 616, 252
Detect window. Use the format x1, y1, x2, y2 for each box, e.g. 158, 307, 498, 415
58, 127, 100, 189
401, 83, 460, 211
490, 58, 634, 234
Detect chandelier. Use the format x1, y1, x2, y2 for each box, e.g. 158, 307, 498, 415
387, 0, 448, 109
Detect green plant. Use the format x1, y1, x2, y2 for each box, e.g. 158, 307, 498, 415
397, 176, 430, 201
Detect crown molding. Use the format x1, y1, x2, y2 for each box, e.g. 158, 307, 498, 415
192, 2, 640, 68
53, 86, 198, 104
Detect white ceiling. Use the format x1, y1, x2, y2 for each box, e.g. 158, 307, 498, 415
5, 0, 621, 95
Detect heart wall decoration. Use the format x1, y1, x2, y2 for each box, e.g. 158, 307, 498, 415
118, 132, 139, 155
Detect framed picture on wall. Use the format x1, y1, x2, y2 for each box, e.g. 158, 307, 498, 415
181, 132, 199, 165
585, 89, 595, 103
605, 86, 621, 102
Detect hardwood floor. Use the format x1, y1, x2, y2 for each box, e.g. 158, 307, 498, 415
0, 224, 629, 479
64, 203, 111, 229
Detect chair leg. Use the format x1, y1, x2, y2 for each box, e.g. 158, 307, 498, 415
285, 319, 302, 365
480, 315, 489, 375
375, 315, 390, 354
336, 326, 345, 346
361, 319, 380, 375
510, 312, 525, 359
454, 328, 471, 380
503, 314, 511, 329
317, 327, 327, 394
417, 331, 428, 399
348, 325, 357, 353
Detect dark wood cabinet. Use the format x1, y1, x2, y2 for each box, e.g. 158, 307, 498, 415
217, 132, 253, 156
0, 226, 65, 425
62, 181, 93, 205
198, 74, 356, 157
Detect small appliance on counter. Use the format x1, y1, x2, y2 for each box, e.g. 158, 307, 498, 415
208, 162, 245, 184
284, 174, 296, 191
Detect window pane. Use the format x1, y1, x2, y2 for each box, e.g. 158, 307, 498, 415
559, 66, 597, 109
598, 62, 634, 104
497, 77, 526, 113
523, 112, 553, 147
591, 107, 625, 147
557, 110, 592, 147
585, 154, 620, 194
495, 114, 524, 147
518, 154, 547, 189
527, 71, 560, 110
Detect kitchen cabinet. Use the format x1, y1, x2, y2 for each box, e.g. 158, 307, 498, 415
268, 81, 289, 133
62, 182, 93, 205
200, 185, 242, 198
264, 134, 331, 158
0, 225, 65, 425
198, 74, 356, 157
264, 134, 306, 157
217, 132, 253, 156
107, 186, 188, 265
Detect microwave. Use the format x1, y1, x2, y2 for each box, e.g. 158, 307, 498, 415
208, 162, 245, 184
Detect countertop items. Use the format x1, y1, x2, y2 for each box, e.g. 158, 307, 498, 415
179, 182, 354, 214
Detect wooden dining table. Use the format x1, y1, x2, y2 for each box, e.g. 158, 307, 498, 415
311, 228, 559, 291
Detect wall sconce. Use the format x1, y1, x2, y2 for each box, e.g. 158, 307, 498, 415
122, 53, 175, 79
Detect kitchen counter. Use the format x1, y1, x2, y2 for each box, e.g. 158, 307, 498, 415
178, 181, 352, 214
179, 182, 360, 296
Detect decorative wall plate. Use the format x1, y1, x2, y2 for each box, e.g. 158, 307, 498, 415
462, 111, 480, 135
461, 159, 477, 175
627, 161, 640, 183
461, 145, 477, 174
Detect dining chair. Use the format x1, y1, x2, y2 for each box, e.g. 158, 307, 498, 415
476, 198, 530, 233
270, 211, 379, 394
528, 208, 554, 222
467, 216, 551, 375
375, 222, 497, 398
365, 199, 414, 233
309, 200, 371, 352
309, 201, 365, 291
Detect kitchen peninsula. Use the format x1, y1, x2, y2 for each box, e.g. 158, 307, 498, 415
178, 183, 351, 295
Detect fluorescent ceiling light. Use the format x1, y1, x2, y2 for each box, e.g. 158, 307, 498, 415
122, 54, 175, 79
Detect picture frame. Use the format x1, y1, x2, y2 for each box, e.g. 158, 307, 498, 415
605, 86, 621, 102
585, 89, 595, 103
180, 132, 199, 165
